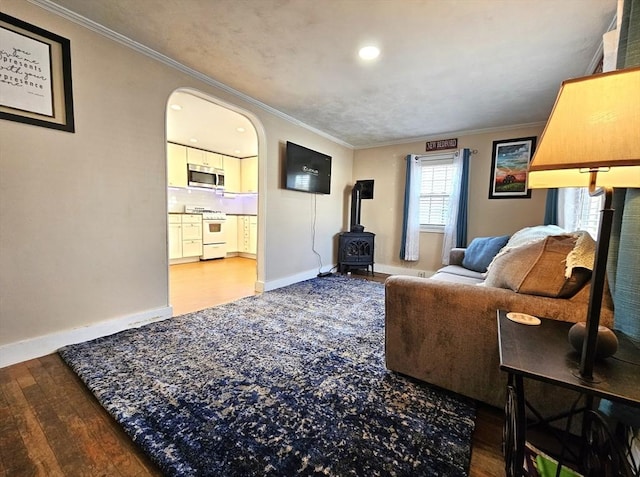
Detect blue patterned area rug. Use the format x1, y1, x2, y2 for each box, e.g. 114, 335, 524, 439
59, 275, 476, 476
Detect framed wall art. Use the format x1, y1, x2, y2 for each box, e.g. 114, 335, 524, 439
0, 12, 75, 132
488, 136, 537, 199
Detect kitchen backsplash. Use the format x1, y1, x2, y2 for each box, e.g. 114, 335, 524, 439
168, 187, 258, 215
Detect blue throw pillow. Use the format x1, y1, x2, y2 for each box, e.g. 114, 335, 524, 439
462, 235, 510, 273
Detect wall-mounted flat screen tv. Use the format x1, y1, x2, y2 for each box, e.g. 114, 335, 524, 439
285, 141, 332, 194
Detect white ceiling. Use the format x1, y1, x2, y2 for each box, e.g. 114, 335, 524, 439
44, 0, 616, 151
167, 91, 258, 157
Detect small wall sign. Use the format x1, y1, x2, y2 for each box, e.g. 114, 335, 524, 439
426, 138, 457, 152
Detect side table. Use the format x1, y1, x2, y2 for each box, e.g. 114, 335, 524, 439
497, 309, 640, 477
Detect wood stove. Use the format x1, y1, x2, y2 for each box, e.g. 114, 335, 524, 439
339, 180, 375, 274
338, 231, 375, 274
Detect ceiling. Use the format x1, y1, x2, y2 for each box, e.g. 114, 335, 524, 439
166, 91, 258, 157
45, 0, 616, 151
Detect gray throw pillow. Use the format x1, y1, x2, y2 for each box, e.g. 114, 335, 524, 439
462, 235, 510, 273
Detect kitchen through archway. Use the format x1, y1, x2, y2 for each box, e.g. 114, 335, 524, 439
166, 89, 261, 316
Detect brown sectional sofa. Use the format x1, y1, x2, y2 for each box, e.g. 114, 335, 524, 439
385, 241, 614, 417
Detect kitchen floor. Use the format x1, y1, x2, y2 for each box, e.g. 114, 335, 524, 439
169, 257, 258, 316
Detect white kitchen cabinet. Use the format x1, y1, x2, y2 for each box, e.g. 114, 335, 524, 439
225, 215, 238, 254
249, 216, 257, 254
205, 152, 223, 169
168, 214, 183, 259
181, 214, 202, 243
238, 216, 248, 253
241, 156, 258, 193
182, 239, 203, 257
167, 143, 188, 187
168, 214, 202, 260
187, 147, 222, 168
186, 147, 206, 166
236, 215, 257, 256
224, 156, 241, 193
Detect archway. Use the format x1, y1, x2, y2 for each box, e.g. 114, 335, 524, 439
165, 88, 266, 314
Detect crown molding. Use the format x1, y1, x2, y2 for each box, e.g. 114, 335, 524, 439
27, 0, 354, 150
584, 13, 618, 75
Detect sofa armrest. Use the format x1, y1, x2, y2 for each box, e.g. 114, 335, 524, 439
449, 248, 466, 266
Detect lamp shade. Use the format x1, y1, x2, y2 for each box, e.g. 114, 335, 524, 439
528, 67, 640, 189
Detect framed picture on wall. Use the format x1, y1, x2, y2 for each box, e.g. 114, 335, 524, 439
0, 12, 75, 132
488, 136, 536, 199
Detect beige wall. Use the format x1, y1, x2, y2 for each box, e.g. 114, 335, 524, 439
353, 125, 547, 274
0, 1, 549, 364
0, 1, 353, 354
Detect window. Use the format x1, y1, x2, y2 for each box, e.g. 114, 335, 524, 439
419, 153, 455, 230
561, 187, 603, 239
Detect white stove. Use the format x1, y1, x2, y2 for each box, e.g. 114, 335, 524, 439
184, 206, 227, 221
184, 206, 227, 259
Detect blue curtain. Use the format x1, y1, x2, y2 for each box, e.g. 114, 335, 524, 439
543, 189, 558, 225
456, 149, 470, 247
399, 155, 421, 261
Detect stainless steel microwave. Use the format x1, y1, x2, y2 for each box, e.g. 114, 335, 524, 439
188, 163, 224, 189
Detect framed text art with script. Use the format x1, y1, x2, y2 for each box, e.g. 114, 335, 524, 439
0, 13, 75, 132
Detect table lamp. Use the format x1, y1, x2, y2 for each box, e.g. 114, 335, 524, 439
527, 66, 640, 381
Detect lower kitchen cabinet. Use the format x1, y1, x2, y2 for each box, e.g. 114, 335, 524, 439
237, 215, 257, 256
168, 213, 203, 261
225, 215, 238, 253
182, 239, 203, 257
168, 215, 183, 260
249, 216, 257, 255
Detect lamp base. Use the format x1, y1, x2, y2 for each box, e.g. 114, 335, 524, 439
571, 367, 605, 384
568, 321, 618, 360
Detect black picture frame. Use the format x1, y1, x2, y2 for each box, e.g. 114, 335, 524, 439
488, 136, 536, 199
0, 12, 75, 132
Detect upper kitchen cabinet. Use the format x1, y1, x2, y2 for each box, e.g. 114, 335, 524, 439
186, 147, 205, 166
205, 152, 223, 169
241, 156, 258, 193
167, 143, 188, 187
185, 147, 221, 168
224, 156, 241, 193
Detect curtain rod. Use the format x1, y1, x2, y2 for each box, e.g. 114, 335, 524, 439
416, 149, 478, 159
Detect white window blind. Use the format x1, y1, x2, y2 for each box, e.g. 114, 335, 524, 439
419, 154, 455, 228
574, 189, 603, 239
560, 187, 603, 239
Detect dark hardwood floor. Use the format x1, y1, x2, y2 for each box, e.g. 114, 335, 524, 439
0, 263, 506, 476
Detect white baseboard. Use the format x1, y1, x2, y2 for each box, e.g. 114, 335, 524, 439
263, 268, 324, 292
0, 263, 433, 368
261, 264, 436, 292
0, 306, 173, 368
371, 263, 436, 278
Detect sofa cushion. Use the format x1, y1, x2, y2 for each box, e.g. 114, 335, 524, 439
461, 235, 510, 273
484, 234, 591, 298
431, 265, 485, 285
430, 270, 485, 285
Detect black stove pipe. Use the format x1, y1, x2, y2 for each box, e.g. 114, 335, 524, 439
350, 183, 364, 232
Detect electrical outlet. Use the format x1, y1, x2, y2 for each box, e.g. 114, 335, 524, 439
417, 271, 426, 278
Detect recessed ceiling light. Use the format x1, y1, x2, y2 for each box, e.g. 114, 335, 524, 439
359, 46, 380, 60
170, 104, 182, 111
189, 138, 198, 143
234, 149, 241, 154
236, 127, 246, 133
